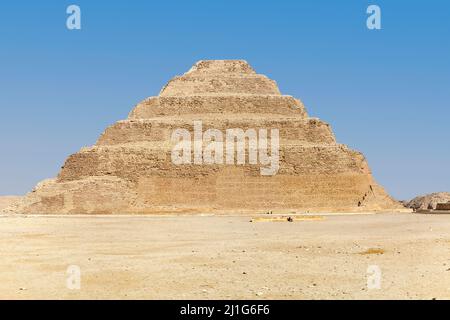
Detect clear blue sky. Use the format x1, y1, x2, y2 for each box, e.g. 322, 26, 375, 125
0, 0, 449, 200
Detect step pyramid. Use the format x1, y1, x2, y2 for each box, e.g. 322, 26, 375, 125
9, 60, 404, 214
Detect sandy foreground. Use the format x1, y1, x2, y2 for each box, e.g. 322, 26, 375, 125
0, 213, 449, 299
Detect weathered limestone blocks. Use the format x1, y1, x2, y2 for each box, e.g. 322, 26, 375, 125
7, 177, 135, 214
185, 60, 256, 75
160, 60, 280, 96
7, 59, 405, 214
160, 74, 280, 96
132, 172, 377, 213
128, 95, 307, 118
57, 144, 366, 183
97, 118, 335, 146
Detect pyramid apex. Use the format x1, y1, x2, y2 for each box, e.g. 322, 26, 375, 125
159, 59, 278, 96
187, 59, 256, 75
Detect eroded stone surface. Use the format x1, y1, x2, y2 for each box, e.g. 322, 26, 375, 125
5, 60, 405, 214
407, 192, 450, 211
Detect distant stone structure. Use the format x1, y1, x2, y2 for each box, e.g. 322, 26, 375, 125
436, 202, 450, 211
6, 60, 405, 214
407, 192, 450, 211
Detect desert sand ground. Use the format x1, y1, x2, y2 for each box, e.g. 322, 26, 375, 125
0, 213, 449, 299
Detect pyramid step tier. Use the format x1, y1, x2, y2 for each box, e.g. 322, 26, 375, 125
97, 117, 335, 146
185, 60, 257, 75
57, 144, 369, 183
160, 74, 280, 96
128, 95, 307, 119
11, 173, 397, 214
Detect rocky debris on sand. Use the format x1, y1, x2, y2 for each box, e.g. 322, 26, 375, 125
406, 192, 450, 211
